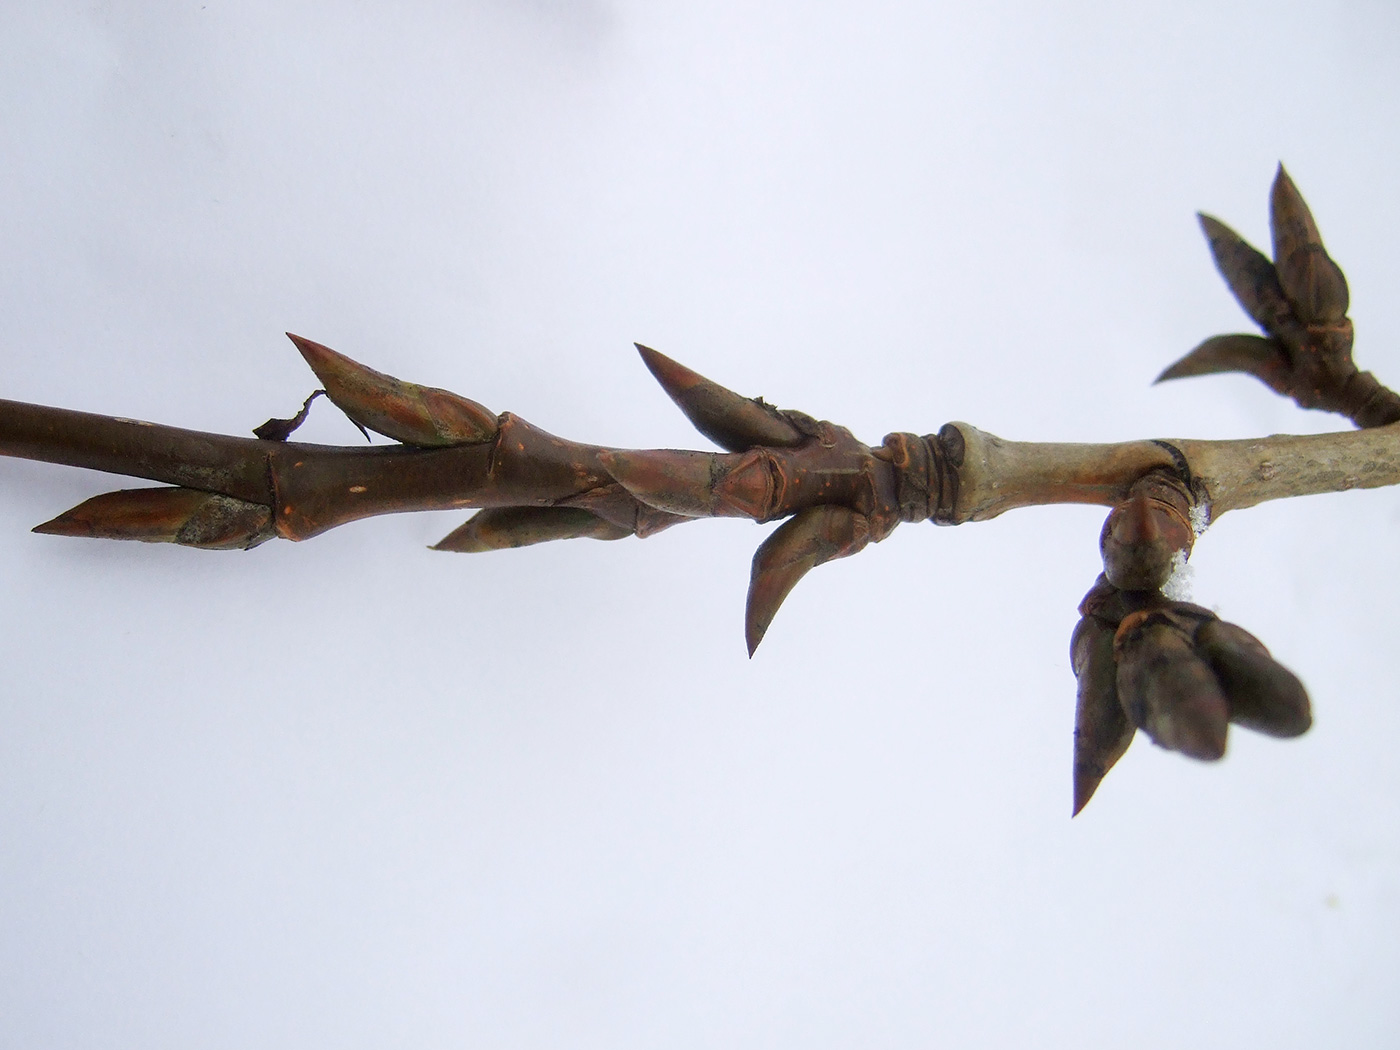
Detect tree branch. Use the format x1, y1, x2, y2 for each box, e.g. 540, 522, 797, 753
3, 164, 1394, 814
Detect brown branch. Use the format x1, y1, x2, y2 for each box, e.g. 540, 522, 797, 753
2, 165, 1396, 815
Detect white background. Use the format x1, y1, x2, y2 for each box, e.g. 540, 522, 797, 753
2, 2, 1398, 1047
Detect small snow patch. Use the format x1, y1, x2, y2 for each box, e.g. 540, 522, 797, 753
1162, 549, 1194, 600
1189, 500, 1211, 536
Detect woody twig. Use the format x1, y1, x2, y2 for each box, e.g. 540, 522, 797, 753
1, 166, 1393, 813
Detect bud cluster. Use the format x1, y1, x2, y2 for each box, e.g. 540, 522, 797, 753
1071, 458, 1310, 815
1158, 165, 1400, 429
1070, 574, 1310, 815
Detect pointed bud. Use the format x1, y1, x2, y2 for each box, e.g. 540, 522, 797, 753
596, 448, 722, 517
1114, 611, 1229, 761
1155, 334, 1291, 390
1195, 618, 1311, 738
1277, 247, 1350, 326
1269, 166, 1349, 324
1070, 616, 1134, 816
33, 487, 275, 550
635, 344, 806, 451
432, 506, 630, 551
1269, 165, 1322, 259
1100, 494, 1192, 592
287, 334, 498, 446
745, 506, 870, 656
1197, 214, 1296, 335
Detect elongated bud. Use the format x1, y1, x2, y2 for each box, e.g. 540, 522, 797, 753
1155, 333, 1290, 389
745, 505, 870, 656
33, 487, 275, 550
287, 334, 498, 446
1195, 618, 1311, 737
1070, 616, 1134, 816
1197, 214, 1296, 334
1269, 165, 1349, 324
635, 344, 807, 451
1114, 610, 1229, 761
597, 448, 724, 517
597, 446, 786, 522
1100, 492, 1193, 592
432, 506, 631, 551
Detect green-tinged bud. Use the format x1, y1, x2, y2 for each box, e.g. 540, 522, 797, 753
33, 487, 275, 550
432, 506, 631, 551
1114, 610, 1229, 761
745, 505, 870, 656
287, 333, 498, 446
1269, 165, 1349, 325
635, 344, 807, 452
1070, 616, 1134, 816
1195, 618, 1311, 737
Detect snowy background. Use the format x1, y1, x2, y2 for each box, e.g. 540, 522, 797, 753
2, 2, 1398, 1047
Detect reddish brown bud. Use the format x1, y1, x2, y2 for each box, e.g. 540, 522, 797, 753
635, 344, 807, 451
33, 487, 275, 550
1114, 610, 1229, 761
432, 507, 631, 552
1100, 494, 1192, 592
745, 505, 870, 656
1195, 618, 1311, 737
597, 448, 724, 518
1070, 616, 1134, 816
1269, 165, 1349, 324
287, 334, 498, 446
1154, 334, 1291, 392
1197, 213, 1296, 335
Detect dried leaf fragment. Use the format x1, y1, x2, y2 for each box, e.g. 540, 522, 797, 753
254, 389, 326, 441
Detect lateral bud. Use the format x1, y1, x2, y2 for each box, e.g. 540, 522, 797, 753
745, 505, 870, 656
634, 343, 807, 452
1070, 615, 1134, 816
1113, 609, 1229, 761
1195, 618, 1311, 737
33, 487, 275, 550
1196, 213, 1297, 336
432, 506, 631, 551
1269, 165, 1349, 325
287, 333, 498, 446
1099, 473, 1194, 592
1154, 333, 1290, 391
